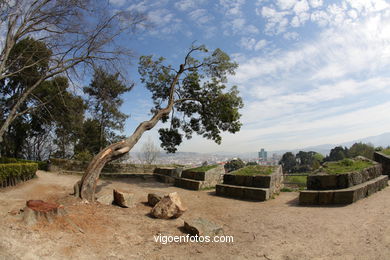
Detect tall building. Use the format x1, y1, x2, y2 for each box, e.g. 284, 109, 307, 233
258, 148, 267, 161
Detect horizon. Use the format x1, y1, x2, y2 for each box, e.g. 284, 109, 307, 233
109, 0, 390, 153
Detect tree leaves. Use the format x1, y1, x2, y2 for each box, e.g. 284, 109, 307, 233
138, 45, 243, 153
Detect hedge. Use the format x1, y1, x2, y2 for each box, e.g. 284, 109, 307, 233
0, 163, 38, 186
0, 157, 48, 171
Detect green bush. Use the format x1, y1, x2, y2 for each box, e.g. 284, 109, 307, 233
0, 163, 38, 182
0, 157, 48, 171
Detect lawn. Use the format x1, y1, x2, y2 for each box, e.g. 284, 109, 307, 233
232, 165, 277, 176
188, 164, 219, 172
283, 175, 307, 187
322, 159, 373, 175
381, 148, 390, 156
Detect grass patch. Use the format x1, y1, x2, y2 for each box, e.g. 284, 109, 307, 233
189, 164, 219, 172
284, 175, 307, 186
381, 149, 390, 156
200, 186, 216, 191
323, 159, 373, 175
232, 165, 276, 176
281, 187, 294, 192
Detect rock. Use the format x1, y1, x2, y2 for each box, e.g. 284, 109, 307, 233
151, 192, 186, 219
147, 193, 163, 207
183, 218, 224, 236
113, 189, 135, 208
22, 200, 66, 225
96, 193, 113, 205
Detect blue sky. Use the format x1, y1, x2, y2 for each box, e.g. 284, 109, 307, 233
109, 0, 390, 153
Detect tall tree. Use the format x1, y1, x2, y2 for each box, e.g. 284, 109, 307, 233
77, 45, 244, 201
83, 68, 132, 151
348, 142, 374, 159
279, 152, 296, 173
0, 0, 145, 142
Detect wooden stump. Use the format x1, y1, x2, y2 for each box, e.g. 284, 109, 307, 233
22, 200, 66, 225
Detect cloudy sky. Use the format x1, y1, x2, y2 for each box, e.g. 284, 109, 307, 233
110, 0, 390, 153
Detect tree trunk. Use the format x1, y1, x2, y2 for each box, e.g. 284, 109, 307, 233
77, 62, 185, 202
77, 111, 168, 201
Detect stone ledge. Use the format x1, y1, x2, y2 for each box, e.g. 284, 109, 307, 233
299, 175, 388, 205
374, 152, 390, 176
307, 159, 382, 190
174, 178, 202, 190
216, 184, 270, 201
153, 173, 177, 184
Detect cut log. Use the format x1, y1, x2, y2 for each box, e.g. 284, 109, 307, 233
22, 200, 66, 226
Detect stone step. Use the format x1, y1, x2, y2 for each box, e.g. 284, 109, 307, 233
153, 173, 177, 184
174, 178, 202, 190
215, 184, 270, 201
299, 175, 388, 205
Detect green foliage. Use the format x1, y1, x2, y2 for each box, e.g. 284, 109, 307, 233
381, 148, 390, 156
189, 164, 218, 172
348, 142, 374, 159
73, 150, 93, 162
0, 163, 38, 181
138, 45, 243, 153
280, 151, 324, 173
0, 157, 47, 170
326, 146, 349, 161
224, 158, 245, 172
246, 161, 258, 166
232, 165, 276, 176
279, 152, 296, 173
322, 159, 373, 175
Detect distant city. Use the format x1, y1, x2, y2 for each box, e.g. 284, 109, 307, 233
129, 148, 281, 167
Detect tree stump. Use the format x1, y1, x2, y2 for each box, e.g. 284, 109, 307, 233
22, 200, 66, 225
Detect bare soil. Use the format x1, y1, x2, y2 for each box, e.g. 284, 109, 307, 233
1, 171, 390, 260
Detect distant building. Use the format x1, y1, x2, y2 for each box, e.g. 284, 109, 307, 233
258, 148, 267, 161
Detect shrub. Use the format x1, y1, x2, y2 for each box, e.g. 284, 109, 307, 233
0, 157, 48, 171
0, 163, 38, 182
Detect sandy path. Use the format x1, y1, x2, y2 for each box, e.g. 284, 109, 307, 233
1, 171, 390, 260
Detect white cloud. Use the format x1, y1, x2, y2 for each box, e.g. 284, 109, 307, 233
276, 0, 297, 10
283, 31, 299, 40
189, 9, 213, 25
174, 0, 198, 11
308, 0, 322, 9
240, 37, 268, 51
260, 6, 290, 34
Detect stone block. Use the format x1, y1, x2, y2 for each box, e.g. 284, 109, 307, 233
183, 218, 224, 237
113, 189, 134, 208
299, 191, 319, 205
253, 175, 271, 188
174, 178, 202, 190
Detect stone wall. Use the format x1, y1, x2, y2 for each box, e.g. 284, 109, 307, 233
374, 152, 390, 176
180, 165, 224, 188
49, 158, 177, 174
307, 160, 382, 190
222, 165, 283, 195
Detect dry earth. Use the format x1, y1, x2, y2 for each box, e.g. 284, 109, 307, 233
1, 171, 390, 260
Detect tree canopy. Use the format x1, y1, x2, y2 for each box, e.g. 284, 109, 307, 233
138, 46, 243, 153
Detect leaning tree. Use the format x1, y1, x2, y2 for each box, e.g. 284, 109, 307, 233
76, 45, 244, 201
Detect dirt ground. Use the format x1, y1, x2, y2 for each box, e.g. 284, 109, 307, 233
1, 171, 390, 260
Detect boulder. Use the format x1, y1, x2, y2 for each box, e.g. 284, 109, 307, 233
151, 192, 186, 219
147, 193, 163, 207
113, 189, 135, 208
183, 217, 224, 236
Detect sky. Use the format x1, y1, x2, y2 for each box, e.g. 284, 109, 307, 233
108, 0, 390, 153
